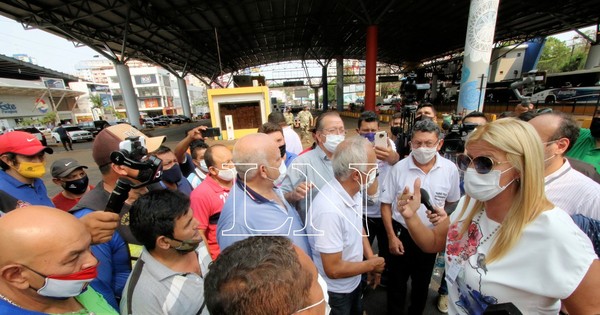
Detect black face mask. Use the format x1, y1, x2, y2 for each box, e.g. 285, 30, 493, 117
279, 144, 286, 158
391, 126, 402, 137
590, 117, 600, 139
62, 176, 89, 195
162, 164, 182, 184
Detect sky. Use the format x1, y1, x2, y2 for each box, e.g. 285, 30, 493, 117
0, 15, 596, 75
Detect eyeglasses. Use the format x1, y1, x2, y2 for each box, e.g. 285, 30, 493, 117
455, 153, 510, 174
410, 140, 438, 149
320, 127, 346, 135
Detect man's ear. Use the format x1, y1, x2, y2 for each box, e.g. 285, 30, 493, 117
437, 139, 444, 151
111, 164, 129, 176
52, 178, 63, 186
555, 138, 570, 155
156, 236, 172, 251
0, 265, 30, 290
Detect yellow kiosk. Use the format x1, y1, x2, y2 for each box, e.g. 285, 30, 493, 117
207, 86, 271, 140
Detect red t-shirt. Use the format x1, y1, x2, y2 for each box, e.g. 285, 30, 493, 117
51, 185, 94, 211
190, 175, 230, 260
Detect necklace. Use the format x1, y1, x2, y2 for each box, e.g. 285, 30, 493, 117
474, 210, 500, 247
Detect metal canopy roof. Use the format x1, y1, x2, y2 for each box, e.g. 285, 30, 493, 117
0, 54, 81, 83
0, 0, 598, 79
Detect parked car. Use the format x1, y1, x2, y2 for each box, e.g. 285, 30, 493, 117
152, 117, 168, 126
15, 127, 48, 146
77, 120, 110, 135
143, 118, 155, 128
166, 115, 182, 124
175, 115, 192, 123
51, 126, 93, 143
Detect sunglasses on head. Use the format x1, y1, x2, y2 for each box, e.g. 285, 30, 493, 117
455, 153, 510, 174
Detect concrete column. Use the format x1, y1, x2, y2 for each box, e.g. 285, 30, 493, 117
114, 62, 141, 128
365, 25, 378, 112
322, 65, 328, 111
177, 77, 192, 118
313, 88, 320, 110
457, 0, 500, 113
585, 43, 600, 69
336, 56, 344, 111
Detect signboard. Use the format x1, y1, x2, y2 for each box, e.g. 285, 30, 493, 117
225, 115, 235, 140
294, 89, 309, 98
41, 77, 66, 89
88, 84, 111, 93
134, 74, 157, 85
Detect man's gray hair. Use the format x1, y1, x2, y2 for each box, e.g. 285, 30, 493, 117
412, 119, 441, 139
332, 136, 370, 181
232, 146, 268, 180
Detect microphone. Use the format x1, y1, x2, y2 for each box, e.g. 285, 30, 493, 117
420, 188, 435, 211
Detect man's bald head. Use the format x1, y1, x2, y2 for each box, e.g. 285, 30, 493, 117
529, 112, 580, 153
0, 206, 91, 266
233, 133, 278, 179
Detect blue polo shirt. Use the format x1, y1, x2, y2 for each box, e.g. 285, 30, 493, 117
217, 177, 311, 256
0, 170, 53, 207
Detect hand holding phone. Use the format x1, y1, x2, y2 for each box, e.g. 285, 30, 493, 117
201, 127, 221, 138
374, 131, 388, 148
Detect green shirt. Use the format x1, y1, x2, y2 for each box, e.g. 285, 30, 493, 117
566, 128, 600, 174
68, 287, 118, 315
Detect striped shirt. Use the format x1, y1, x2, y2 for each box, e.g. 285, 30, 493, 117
119, 245, 212, 315
545, 159, 600, 220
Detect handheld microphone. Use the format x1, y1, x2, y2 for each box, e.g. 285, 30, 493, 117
420, 188, 435, 211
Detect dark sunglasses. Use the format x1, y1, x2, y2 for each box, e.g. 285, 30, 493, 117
455, 153, 510, 174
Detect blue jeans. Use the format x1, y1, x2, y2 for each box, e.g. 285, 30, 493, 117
328, 283, 362, 315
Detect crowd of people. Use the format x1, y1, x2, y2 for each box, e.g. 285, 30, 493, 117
0, 102, 599, 315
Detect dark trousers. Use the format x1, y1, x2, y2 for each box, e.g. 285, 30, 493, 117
328, 283, 362, 315
387, 222, 437, 314
60, 137, 72, 150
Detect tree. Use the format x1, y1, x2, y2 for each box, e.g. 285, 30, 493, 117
537, 37, 571, 73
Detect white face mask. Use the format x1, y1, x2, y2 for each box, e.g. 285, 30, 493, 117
358, 169, 377, 192
463, 167, 516, 201
199, 160, 208, 173
217, 167, 237, 182
266, 161, 287, 186
412, 146, 437, 164
323, 134, 345, 153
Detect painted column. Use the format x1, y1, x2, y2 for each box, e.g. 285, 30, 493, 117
177, 77, 192, 118
114, 62, 141, 128
365, 25, 378, 112
322, 65, 328, 111
337, 56, 344, 111
585, 43, 600, 69
457, 0, 500, 113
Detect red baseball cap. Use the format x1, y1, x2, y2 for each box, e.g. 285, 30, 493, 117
0, 131, 53, 156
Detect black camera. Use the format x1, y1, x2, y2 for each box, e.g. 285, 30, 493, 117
106, 136, 163, 214
401, 74, 418, 104
441, 121, 479, 154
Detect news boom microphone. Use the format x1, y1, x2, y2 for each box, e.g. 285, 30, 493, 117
420, 188, 435, 211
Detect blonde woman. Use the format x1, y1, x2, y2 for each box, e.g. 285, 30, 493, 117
396, 118, 599, 314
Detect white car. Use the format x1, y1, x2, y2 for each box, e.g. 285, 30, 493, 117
52, 126, 93, 143
143, 118, 155, 128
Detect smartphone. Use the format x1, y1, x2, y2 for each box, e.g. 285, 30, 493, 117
201, 127, 221, 138
374, 130, 388, 148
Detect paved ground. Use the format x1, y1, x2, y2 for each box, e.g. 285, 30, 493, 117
41, 114, 448, 315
